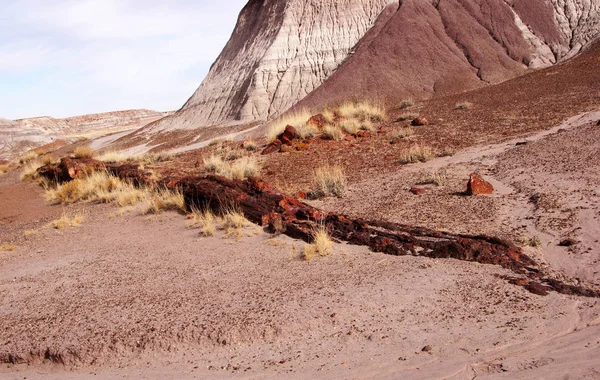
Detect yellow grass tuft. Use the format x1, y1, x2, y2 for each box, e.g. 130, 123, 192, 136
395, 112, 420, 122
312, 165, 347, 198
204, 155, 260, 180
20, 160, 43, 182
455, 102, 473, 110
266, 110, 312, 142
221, 209, 250, 239
399, 98, 415, 109
24, 230, 38, 236
48, 213, 83, 229
243, 139, 258, 151
73, 146, 96, 159
322, 125, 344, 141
20, 151, 39, 164
304, 226, 333, 260
0, 243, 16, 252
339, 119, 361, 135
399, 145, 434, 164
390, 127, 415, 143
0, 164, 9, 174
143, 187, 186, 214
335, 101, 386, 122
97, 151, 128, 163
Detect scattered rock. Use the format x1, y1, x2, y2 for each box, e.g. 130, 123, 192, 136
559, 238, 578, 247
466, 173, 494, 195
280, 125, 299, 145
296, 191, 307, 200
515, 141, 528, 146
422, 345, 432, 353
410, 187, 425, 195
411, 117, 429, 126
595, 120, 600, 126
307, 114, 327, 128
262, 139, 282, 155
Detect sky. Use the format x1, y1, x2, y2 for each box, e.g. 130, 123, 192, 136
0, 0, 247, 120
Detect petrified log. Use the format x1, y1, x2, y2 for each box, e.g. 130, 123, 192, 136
37, 157, 155, 186
171, 174, 599, 298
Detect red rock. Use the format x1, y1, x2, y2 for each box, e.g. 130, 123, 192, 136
466, 173, 494, 195
261, 139, 282, 155
280, 125, 299, 145
296, 191, 307, 199
596, 120, 600, 126
356, 130, 370, 138
410, 187, 425, 195
307, 114, 327, 128
411, 117, 429, 126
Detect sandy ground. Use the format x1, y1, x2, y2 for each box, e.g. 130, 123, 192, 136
1, 112, 600, 378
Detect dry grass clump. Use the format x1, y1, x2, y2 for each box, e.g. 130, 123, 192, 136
143, 187, 186, 214
266, 110, 312, 142
399, 98, 415, 110
455, 102, 473, 110
73, 146, 96, 159
226, 149, 245, 161
304, 226, 333, 260
137, 152, 174, 165
48, 214, 83, 229
335, 101, 386, 122
322, 125, 344, 141
396, 112, 420, 122
420, 169, 447, 186
312, 165, 347, 198
222, 209, 250, 238
20, 160, 44, 181
204, 155, 260, 180
339, 118, 361, 135
20, 151, 39, 164
0, 164, 9, 174
390, 127, 415, 144
188, 207, 217, 237
399, 145, 434, 164
243, 139, 257, 152
97, 151, 128, 163
0, 243, 16, 252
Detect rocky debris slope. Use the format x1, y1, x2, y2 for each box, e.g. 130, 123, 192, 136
0, 117, 53, 160
151, 0, 600, 133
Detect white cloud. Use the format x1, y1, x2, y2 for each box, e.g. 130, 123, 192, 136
0, 0, 247, 119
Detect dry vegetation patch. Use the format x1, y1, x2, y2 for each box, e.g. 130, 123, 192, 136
0, 164, 9, 174
311, 165, 347, 198
400, 145, 434, 164
304, 226, 333, 260
0, 243, 16, 252
48, 214, 83, 229
73, 146, 96, 159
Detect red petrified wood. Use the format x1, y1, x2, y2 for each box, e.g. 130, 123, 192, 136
466, 173, 494, 195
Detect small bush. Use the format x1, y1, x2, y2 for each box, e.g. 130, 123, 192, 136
312, 165, 347, 198
399, 145, 433, 164
390, 127, 415, 143
243, 139, 257, 152
229, 156, 260, 180
225, 149, 245, 161
339, 119, 361, 135
304, 226, 333, 260
20, 160, 43, 182
73, 146, 96, 159
48, 214, 83, 229
399, 98, 415, 109
322, 125, 344, 141
396, 113, 420, 122
203, 155, 226, 173
20, 151, 39, 164
455, 102, 473, 110
97, 151, 128, 163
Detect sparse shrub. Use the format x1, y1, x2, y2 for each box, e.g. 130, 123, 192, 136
73, 146, 96, 159
226, 149, 245, 161
322, 125, 344, 141
20, 151, 39, 164
24, 230, 38, 236
312, 165, 347, 198
335, 101, 386, 122
396, 113, 420, 122
295, 123, 320, 139
304, 226, 333, 260
455, 102, 473, 110
143, 187, 186, 214
0, 164, 9, 174
229, 156, 260, 180
48, 214, 83, 229
438, 147, 456, 157
97, 151, 128, 163
322, 109, 336, 124
208, 139, 222, 147
420, 169, 447, 186
399, 145, 434, 164
266, 110, 312, 142
340, 119, 361, 135
20, 160, 43, 181
399, 98, 415, 109
40, 154, 56, 165
243, 139, 257, 152
203, 154, 226, 173
517, 234, 543, 248
222, 209, 250, 239
189, 207, 217, 237
360, 119, 375, 131
390, 127, 415, 143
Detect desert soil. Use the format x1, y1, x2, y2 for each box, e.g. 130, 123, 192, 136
1, 110, 600, 379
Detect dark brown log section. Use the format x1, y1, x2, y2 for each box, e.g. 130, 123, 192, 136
37, 157, 155, 186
